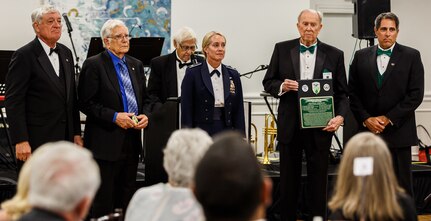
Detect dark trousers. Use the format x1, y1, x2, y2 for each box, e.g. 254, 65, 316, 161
279, 129, 332, 221
90, 133, 139, 218
390, 146, 414, 197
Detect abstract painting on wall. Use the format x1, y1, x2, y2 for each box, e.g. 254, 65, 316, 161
49, 0, 171, 66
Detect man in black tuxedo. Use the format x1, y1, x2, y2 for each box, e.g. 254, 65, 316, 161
147, 26, 204, 109
262, 9, 348, 220
5, 5, 82, 164
349, 12, 424, 196
78, 19, 150, 217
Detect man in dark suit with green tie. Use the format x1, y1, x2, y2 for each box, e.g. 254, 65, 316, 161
263, 9, 348, 220
349, 12, 424, 196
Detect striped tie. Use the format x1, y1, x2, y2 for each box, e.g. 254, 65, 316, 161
118, 62, 138, 115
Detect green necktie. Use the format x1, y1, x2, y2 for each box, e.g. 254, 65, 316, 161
377, 48, 392, 57
300, 45, 316, 54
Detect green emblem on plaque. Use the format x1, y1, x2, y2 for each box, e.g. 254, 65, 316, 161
312, 82, 320, 95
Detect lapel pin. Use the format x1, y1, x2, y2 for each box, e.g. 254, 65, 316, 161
66, 58, 69, 62
132, 67, 135, 71
391, 63, 395, 66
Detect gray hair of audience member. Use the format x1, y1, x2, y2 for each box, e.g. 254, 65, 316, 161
297, 8, 323, 23
28, 141, 101, 213
100, 19, 128, 48
375, 12, 399, 30
173, 27, 197, 46
194, 132, 264, 221
31, 5, 60, 24
163, 128, 213, 187
201, 31, 226, 58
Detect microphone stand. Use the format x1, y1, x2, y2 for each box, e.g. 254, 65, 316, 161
66, 28, 81, 82
240, 65, 268, 78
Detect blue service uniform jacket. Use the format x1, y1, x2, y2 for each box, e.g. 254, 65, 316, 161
181, 62, 245, 136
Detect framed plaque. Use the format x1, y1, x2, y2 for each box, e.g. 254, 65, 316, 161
298, 79, 334, 129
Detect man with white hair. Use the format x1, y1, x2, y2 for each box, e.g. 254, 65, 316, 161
18, 141, 100, 221
5, 4, 82, 167
78, 19, 151, 218
147, 26, 204, 108
263, 9, 348, 220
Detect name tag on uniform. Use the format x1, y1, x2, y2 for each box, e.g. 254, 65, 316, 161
323, 72, 332, 79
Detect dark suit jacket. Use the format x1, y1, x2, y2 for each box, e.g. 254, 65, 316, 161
147, 51, 204, 109
5, 37, 81, 149
181, 62, 245, 135
262, 38, 349, 144
18, 208, 65, 221
349, 43, 424, 147
78, 50, 150, 161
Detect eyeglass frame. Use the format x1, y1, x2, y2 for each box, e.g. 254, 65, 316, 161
107, 34, 132, 41
179, 44, 197, 51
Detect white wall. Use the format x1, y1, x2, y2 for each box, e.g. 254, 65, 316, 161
1, 0, 430, 152
1, 0, 43, 49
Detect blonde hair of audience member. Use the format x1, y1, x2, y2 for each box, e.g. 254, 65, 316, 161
328, 132, 404, 221
28, 141, 100, 218
163, 128, 213, 187
201, 31, 226, 58
0, 146, 50, 220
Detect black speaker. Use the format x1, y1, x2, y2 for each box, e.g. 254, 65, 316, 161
352, 0, 391, 39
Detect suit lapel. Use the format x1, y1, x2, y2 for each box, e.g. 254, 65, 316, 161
368, 46, 379, 88
290, 44, 301, 80
125, 57, 142, 112
167, 52, 178, 95
381, 43, 401, 88
101, 51, 122, 101
34, 39, 65, 97
58, 45, 72, 102
222, 65, 230, 100
201, 63, 214, 96
313, 42, 326, 79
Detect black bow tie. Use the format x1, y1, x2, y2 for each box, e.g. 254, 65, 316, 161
177, 59, 192, 69
210, 70, 221, 77
49, 47, 59, 56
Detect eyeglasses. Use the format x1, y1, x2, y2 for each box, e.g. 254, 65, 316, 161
179, 44, 197, 51
108, 34, 132, 41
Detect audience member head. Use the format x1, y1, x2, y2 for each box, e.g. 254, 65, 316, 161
0, 145, 50, 220
194, 132, 272, 221
328, 132, 404, 221
100, 19, 130, 57
201, 31, 226, 67
297, 9, 323, 46
173, 27, 198, 62
28, 141, 100, 221
163, 128, 212, 187
31, 5, 62, 47
374, 12, 399, 49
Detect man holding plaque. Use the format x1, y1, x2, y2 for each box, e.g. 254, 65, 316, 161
262, 9, 348, 221
349, 12, 424, 196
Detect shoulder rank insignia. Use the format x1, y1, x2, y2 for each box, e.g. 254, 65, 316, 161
188, 63, 202, 69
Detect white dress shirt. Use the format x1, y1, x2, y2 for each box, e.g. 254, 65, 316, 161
38, 38, 60, 77
278, 41, 318, 95
207, 61, 224, 107
377, 43, 395, 74
176, 53, 192, 96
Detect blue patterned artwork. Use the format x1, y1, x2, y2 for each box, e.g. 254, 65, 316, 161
49, 0, 171, 65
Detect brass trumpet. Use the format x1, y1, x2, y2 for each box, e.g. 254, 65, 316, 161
262, 114, 277, 164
